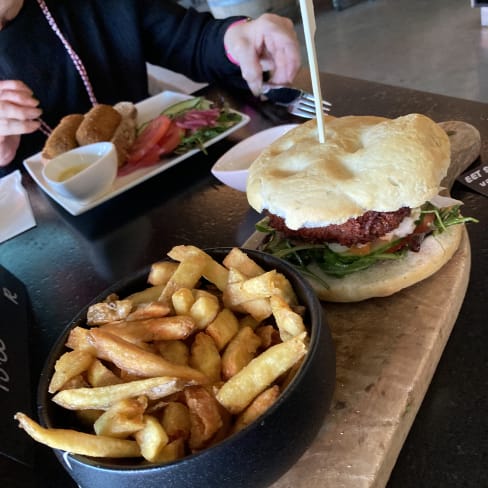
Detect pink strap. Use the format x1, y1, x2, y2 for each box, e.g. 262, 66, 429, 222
224, 17, 251, 66
36, 0, 98, 107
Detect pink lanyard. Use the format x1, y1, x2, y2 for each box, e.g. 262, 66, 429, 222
36, 0, 98, 135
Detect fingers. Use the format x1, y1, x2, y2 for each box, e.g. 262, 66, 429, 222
0, 79, 42, 136
265, 40, 301, 85
233, 41, 264, 96
0, 79, 36, 101
224, 14, 301, 95
0, 99, 42, 122
255, 16, 301, 86
0, 117, 41, 136
0, 101, 42, 136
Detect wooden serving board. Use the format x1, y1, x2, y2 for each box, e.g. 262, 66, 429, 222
265, 121, 481, 488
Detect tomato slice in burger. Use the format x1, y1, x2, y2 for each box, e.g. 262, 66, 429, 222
413, 212, 435, 234
127, 115, 172, 164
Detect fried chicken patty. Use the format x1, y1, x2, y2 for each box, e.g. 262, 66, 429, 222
267, 207, 411, 247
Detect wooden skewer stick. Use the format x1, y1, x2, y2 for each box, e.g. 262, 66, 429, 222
298, 0, 326, 143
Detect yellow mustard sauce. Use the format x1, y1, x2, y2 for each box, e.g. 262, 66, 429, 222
56, 164, 89, 182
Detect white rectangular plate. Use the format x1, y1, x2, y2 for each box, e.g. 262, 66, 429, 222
23, 91, 250, 216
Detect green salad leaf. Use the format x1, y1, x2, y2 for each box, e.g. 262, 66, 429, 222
175, 109, 242, 155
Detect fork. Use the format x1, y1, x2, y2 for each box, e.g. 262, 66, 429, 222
261, 84, 332, 119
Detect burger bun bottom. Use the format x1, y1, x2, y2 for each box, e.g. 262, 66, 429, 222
306, 224, 464, 302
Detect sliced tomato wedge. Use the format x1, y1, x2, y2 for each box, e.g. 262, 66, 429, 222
386, 213, 437, 254
127, 115, 172, 164
118, 120, 184, 176
158, 124, 184, 156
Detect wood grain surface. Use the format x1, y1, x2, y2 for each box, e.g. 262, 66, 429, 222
268, 122, 480, 487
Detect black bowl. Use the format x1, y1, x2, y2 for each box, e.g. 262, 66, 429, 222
37, 248, 335, 488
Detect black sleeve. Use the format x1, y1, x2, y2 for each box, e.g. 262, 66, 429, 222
138, 1, 249, 90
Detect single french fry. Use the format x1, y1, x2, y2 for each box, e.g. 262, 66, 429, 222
240, 299, 272, 322
222, 247, 265, 278
273, 273, 298, 306
204, 400, 233, 448
158, 255, 207, 304
65, 326, 97, 354
126, 301, 171, 321
239, 314, 260, 331
60, 374, 89, 390
221, 269, 246, 314
241, 270, 284, 299
189, 333, 221, 384
152, 437, 185, 463
270, 295, 307, 341
223, 268, 254, 306
147, 261, 179, 286
172, 288, 195, 315
255, 324, 281, 349
184, 386, 223, 451
221, 326, 262, 380
232, 385, 280, 433
87, 300, 133, 326
227, 270, 297, 309
160, 401, 191, 441
167, 245, 229, 291
48, 350, 94, 394
126, 285, 166, 306
101, 316, 196, 343
202, 259, 230, 292
135, 415, 169, 462
216, 333, 308, 414
94, 396, 147, 438
190, 294, 220, 329
87, 359, 123, 387
223, 268, 272, 321
205, 308, 239, 351
52, 376, 191, 410
192, 289, 219, 301
14, 412, 141, 458
89, 328, 207, 383
156, 340, 190, 366
145, 316, 196, 341
224, 281, 259, 307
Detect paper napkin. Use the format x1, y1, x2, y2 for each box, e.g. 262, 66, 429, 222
0, 170, 36, 244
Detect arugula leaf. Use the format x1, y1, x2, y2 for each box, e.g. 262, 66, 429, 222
421, 203, 478, 232
261, 233, 406, 279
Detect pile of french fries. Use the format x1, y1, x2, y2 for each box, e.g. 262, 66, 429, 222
15, 246, 309, 464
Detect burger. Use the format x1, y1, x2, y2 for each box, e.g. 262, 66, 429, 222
246, 114, 477, 302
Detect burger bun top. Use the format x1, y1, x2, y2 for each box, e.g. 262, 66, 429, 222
246, 114, 450, 230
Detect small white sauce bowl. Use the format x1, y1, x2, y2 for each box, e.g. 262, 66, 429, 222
42, 142, 117, 201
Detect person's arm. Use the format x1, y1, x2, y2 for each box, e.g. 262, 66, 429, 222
140, 3, 300, 95
0, 80, 41, 167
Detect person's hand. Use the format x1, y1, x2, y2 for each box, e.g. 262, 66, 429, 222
0, 80, 42, 167
223, 13, 301, 96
